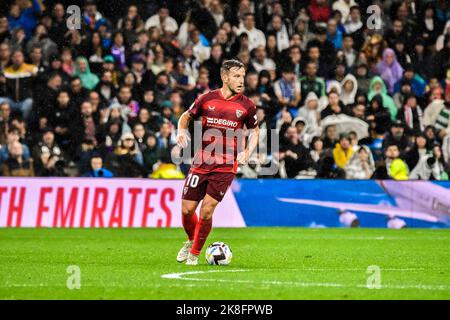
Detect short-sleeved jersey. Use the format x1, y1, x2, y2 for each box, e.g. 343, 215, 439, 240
188, 89, 258, 174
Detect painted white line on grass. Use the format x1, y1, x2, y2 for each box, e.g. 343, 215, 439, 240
161, 269, 248, 279
278, 267, 450, 271
161, 270, 450, 291
233, 236, 450, 241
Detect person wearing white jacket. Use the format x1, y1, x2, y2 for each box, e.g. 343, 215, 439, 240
410, 144, 449, 180
237, 13, 266, 51
340, 74, 358, 106
443, 135, 450, 164
423, 98, 445, 127
424, 100, 450, 137
332, 0, 358, 24
298, 92, 321, 139
409, 155, 443, 180
345, 145, 375, 179
145, 6, 178, 33
436, 20, 450, 52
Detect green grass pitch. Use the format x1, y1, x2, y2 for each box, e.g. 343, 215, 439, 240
0, 228, 449, 299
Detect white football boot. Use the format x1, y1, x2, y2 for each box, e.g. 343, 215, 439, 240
176, 240, 193, 263
185, 252, 199, 266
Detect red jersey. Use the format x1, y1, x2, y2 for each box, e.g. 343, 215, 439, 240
188, 89, 258, 174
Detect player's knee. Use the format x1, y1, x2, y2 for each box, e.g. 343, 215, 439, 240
200, 210, 213, 220
200, 202, 216, 219
181, 203, 196, 216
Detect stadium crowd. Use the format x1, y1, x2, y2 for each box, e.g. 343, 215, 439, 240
0, 0, 449, 180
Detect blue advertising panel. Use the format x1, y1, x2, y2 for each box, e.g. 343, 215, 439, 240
232, 180, 450, 228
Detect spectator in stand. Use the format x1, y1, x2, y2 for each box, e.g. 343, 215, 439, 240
7, 0, 42, 40
300, 61, 326, 104
1, 140, 34, 176
274, 65, 301, 117
374, 48, 404, 95
333, 134, 354, 169
0, 0, 448, 181
83, 154, 113, 178
368, 76, 397, 121
202, 43, 223, 89
105, 132, 144, 177
0, 50, 37, 120
340, 74, 358, 106
278, 126, 315, 178
373, 143, 409, 180
0, 126, 30, 163
308, 0, 331, 24
145, 5, 178, 34
321, 91, 347, 119
251, 45, 276, 77
345, 145, 375, 179
397, 94, 424, 136
383, 120, 411, 156
48, 88, 78, 158
74, 56, 100, 90
237, 13, 266, 51
142, 133, 162, 175
32, 127, 66, 176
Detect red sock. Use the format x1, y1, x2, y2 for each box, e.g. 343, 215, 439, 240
182, 212, 198, 241
190, 218, 212, 255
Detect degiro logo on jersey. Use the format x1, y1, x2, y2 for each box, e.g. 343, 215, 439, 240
206, 117, 238, 128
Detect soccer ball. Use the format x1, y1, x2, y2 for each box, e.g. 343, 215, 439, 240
205, 242, 232, 265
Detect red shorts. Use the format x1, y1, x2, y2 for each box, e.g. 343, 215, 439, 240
182, 169, 235, 202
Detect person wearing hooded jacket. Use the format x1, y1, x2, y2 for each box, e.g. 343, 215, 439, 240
368, 76, 397, 121
74, 56, 100, 90
291, 116, 313, 148
340, 73, 358, 106
319, 80, 341, 111
374, 48, 404, 95
298, 91, 321, 138
345, 145, 375, 179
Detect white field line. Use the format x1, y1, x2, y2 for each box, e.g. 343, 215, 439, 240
2, 268, 448, 291
161, 270, 450, 291
228, 236, 450, 241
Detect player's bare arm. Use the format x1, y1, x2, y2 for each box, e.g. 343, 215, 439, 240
176, 110, 192, 148
237, 125, 260, 165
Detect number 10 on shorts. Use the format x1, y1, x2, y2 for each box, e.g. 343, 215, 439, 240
186, 173, 199, 188
184, 173, 199, 196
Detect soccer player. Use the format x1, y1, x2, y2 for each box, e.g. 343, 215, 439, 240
175, 59, 260, 265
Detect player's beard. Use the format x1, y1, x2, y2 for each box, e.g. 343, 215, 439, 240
228, 84, 241, 95
228, 84, 237, 95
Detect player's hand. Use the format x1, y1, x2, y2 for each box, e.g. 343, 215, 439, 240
176, 129, 191, 148
237, 150, 250, 165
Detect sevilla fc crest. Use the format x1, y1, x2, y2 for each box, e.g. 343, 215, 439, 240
236, 110, 243, 118
183, 187, 188, 195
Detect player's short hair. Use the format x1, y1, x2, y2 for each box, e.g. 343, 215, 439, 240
220, 59, 244, 75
